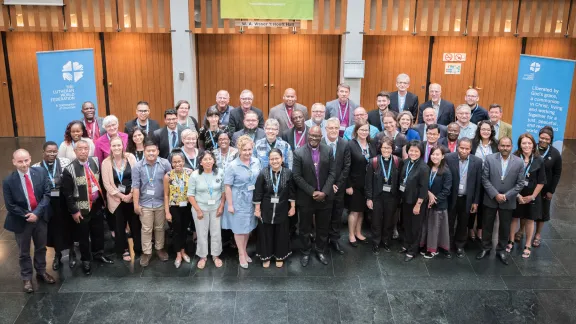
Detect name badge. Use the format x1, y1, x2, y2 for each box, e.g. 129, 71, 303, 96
339, 126, 346, 131
248, 185, 255, 191
271, 197, 280, 204
459, 184, 464, 191
50, 189, 60, 197
146, 189, 155, 195
179, 201, 187, 207
208, 199, 216, 205
399, 185, 406, 192
382, 185, 392, 192
522, 180, 529, 187
117, 185, 126, 193
91, 186, 99, 193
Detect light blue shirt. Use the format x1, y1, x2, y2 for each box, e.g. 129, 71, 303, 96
187, 169, 225, 211
305, 119, 327, 138
458, 122, 478, 140
167, 128, 179, 151
494, 121, 501, 139
398, 94, 406, 112
253, 137, 293, 169
343, 124, 379, 140
132, 158, 172, 208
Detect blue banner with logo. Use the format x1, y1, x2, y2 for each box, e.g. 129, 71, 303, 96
512, 55, 575, 153
37, 49, 98, 144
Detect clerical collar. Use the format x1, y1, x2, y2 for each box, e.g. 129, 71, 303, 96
309, 144, 319, 150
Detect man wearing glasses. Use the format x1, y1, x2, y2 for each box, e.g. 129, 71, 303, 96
202, 90, 234, 127
342, 107, 379, 140
124, 101, 161, 135
455, 104, 478, 140
413, 107, 448, 140
305, 103, 328, 138
228, 89, 265, 134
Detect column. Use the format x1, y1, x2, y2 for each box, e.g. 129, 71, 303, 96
340, 0, 366, 106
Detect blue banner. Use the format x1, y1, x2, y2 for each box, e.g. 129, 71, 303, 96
512, 55, 575, 153
37, 49, 98, 144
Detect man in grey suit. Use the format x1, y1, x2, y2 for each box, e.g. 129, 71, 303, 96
325, 83, 359, 136
268, 88, 308, 133
476, 137, 525, 265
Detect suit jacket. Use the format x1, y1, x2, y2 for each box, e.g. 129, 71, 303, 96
412, 123, 447, 140
153, 125, 186, 159
438, 137, 458, 153
471, 139, 499, 156
228, 106, 265, 134
325, 99, 359, 126
124, 118, 161, 135
268, 103, 309, 133
445, 153, 483, 212
322, 137, 351, 196
418, 99, 455, 126
481, 153, 525, 210
292, 143, 336, 208
281, 126, 310, 152
3, 168, 51, 233
82, 117, 106, 137
367, 108, 399, 131
231, 128, 266, 147
497, 121, 512, 140
389, 91, 419, 121
470, 105, 489, 124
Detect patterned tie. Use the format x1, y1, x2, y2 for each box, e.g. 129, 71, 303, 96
171, 131, 177, 149
330, 143, 336, 158
24, 174, 38, 210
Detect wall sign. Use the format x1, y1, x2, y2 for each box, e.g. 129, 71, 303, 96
443, 53, 467, 62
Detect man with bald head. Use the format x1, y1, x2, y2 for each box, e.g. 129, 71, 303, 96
228, 89, 265, 133
413, 107, 448, 140
418, 83, 455, 126
269, 88, 308, 133
4, 149, 54, 292
465, 88, 488, 124
202, 90, 234, 127
343, 107, 380, 140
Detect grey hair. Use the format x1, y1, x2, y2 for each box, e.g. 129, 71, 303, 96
396, 73, 410, 83
102, 115, 119, 128
264, 118, 280, 130
326, 117, 340, 127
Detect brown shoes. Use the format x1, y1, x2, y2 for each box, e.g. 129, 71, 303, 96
23, 280, 33, 293
140, 253, 152, 267
157, 249, 169, 262
36, 272, 56, 284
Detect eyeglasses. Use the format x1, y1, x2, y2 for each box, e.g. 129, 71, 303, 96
240, 98, 253, 101
137, 110, 149, 113
216, 97, 229, 100
309, 135, 322, 139
426, 132, 440, 137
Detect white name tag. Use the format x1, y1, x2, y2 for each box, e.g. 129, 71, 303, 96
522, 180, 529, 187
179, 201, 187, 207
146, 189, 155, 195
248, 185, 255, 191
208, 199, 216, 205
459, 184, 464, 191
117, 185, 126, 193
339, 126, 346, 131
399, 185, 406, 192
271, 197, 280, 204
91, 186, 99, 193
382, 185, 391, 192
50, 189, 60, 197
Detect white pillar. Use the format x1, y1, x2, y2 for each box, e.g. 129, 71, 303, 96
170, 0, 198, 119
341, 0, 366, 106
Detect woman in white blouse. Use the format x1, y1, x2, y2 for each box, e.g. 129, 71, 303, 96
58, 120, 95, 160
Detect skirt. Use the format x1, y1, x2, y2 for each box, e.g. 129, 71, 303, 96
256, 220, 292, 261
345, 188, 367, 212
420, 207, 450, 253
513, 198, 543, 220
47, 196, 75, 252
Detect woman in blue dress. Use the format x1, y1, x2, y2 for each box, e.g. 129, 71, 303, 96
223, 134, 261, 268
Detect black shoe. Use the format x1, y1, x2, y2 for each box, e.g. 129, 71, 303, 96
23, 280, 33, 293
316, 252, 329, 265
69, 251, 77, 269
94, 255, 114, 264
476, 250, 490, 260
82, 261, 91, 275
423, 251, 436, 259
52, 254, 62, 271
356, 236, 369, 244
372, 244, 380, 255
349, 240, 359, 247
330, 240, 345, 255
404, 254, 414, 262
456, 248, 465, 259
382, 243, 391, 252
497, 252, 509, 265
398, 247, 408, 254
300, 255, 310, 267
443, 250, 453, 259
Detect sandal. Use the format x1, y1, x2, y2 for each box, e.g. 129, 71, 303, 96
505, 241, 514, 253
197, 258, 207, 269
122, 251, 131, 262
469, 230, 476, 241
522, 246, 532, 259
276, 261, 284, 268
212, 257, 223, 268
514, 231, 523, 242
263, 261, 270, 268
533, 236, 542, 247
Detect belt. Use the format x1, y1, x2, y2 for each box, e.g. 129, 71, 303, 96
458, 195, 466, 198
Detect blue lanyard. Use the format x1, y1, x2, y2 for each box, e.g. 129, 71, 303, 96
113, 158, 125, 183
459, 158, 469, 179
429, 171, 437, 188
202, 173, 213, 197
380, 156, 393, 182
403, 160, 416, 184
270, 168, 281, 195
524, 155, 534, 177
145, 162, 158, 186
184, 151, 197, 169
208, 130, 218, 149
42, 160, 57, 188
541, 146, 550, 159
135, 151, 143, 162
175, 171, 186, 193
220, 109, 228, 124
360, 142, 370, 161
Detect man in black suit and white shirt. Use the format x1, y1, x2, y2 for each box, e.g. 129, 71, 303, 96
389, 73, 419, 122
418, 83, 455, 126
368, 91, 398, 132
124, 101, 161, 135
153, 108, 186, 159
3, 149, 55, 292
228, 89, 265, 134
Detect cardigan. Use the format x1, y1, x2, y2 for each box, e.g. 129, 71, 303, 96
101, 153, 137, 213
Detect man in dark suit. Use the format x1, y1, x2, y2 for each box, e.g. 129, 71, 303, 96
438, 122, 461, 153
325, 83, 359, 136
465, 88, 489, 124
293, 126, 336, 267
445, 138, 482, 258
418, 83, 455, 126
231, 110, 265, 146
80, 101, 106, 140
281, 109, 309, 151
413, 107, 448, 140
476, 137, 525, 265
227, 89, 265, 134
389, 73, 419, 122
202, 90, 234, 127
124, 101, 161, 135
323, 117, 351, 255
153, 108, 186, 159
368, 91, 398, 132
3, 149, 55, 292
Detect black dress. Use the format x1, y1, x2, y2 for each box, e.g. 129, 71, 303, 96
538, 145, 562, 222
253, 166, 295, 261
346, 139, 372, 212
513, 155, 547, 220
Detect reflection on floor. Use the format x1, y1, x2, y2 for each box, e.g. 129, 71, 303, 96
0, 137, 576, 323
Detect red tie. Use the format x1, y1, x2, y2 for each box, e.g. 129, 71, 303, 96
24, 174, 37, 210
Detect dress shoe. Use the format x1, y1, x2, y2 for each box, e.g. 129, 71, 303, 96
23, 280, 33, 293
404, 254, 414, 262
157, 249, 169, 262
372, 244, 380, 255
36, 272, 56, 284
443, 250, 453, 259
456, 248, 465, 259
300, 255, 310, 267
348, 240, 359, 247
316, 252, 329, 265
497, 252, 509, 265
52, 254, 62, 271
398, 247, 408, 254
69, 251, 77, 269
330, 240, 345, 255
476, 250, 490, 260
356, 236, 369, 244
382, 243, 391, 252
82, 261, 91, 275
140, 253, 152, 267
94, 254, 114, 264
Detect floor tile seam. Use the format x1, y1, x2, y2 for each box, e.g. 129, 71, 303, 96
384, 289, 396, 324
67, 291, 84, 324
11, 291, 34, 324
232, 291, 237, 324
542, 240, 572, 275
532, 288, 554, 321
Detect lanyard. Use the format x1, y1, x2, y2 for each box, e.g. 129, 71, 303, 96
270, 168, 281, 195
339, 100, 349, 123
71, 140, 76, 149
500, 154, 509, 180
42, 160, 57, 188
135, 151, 143, 162
184, 151, 197, 169
202, 173, 213, 197
145, 162, 158, 186
294, 129, 306, 148
175, 171, 186, 193
541, 145, 550, 159
219, 149, 229, 169
403, 160, 416, 184
459, 158, 469, 179
113, 158, 125, 183
380, 156, 393, 182
285, 105, 293, 128
429, 170, 437, 188
361, 143, 370, 161
524, 155, 534, 177
220, 108, 229, 124
208, 130, 218, 149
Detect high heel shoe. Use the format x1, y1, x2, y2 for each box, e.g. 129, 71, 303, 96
355, 235, 369, 244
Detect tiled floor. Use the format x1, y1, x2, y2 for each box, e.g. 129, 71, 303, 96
0, 138, 575, 323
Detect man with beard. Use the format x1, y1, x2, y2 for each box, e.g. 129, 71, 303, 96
465, 88, 488, 124
455, 104, 478, 140
228, 89, 265, 133
368, 91, 397, 131
232, 110, 265, 146
305, 103, 328, 138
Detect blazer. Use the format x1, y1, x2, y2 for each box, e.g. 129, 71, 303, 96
82, 117, 106, 137
497, 121, 512, 140
228, 106, 266, 134
365, 154, 403, 199
539, 145, 562, 194
292, 143, 336, 208
412, 123, 447, 140
3, 168, 51, 233
428, 166, 452, 210
400, 159, 429, 205
231, 128, 266, 147
470, 105, 489, 124
445, 152, 483, 211
281, 126, 310, 151
325, 99, 359, 126
153, 125, 186, 159
202, 104, 234, 127
322, 137, 351, 196
123, 118, 161, 135
481, 153, 525, 210
101, 153, 137, 213
367, 108, 399, 131
389, 91, 419, 122
346, 139, 373, 190
268, 103, 309, 133
438, 137, 458, 153
418, 99, 455, 126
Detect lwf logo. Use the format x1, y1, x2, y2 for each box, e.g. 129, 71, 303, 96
62, 61, 84, 82
530, 62, 541, 73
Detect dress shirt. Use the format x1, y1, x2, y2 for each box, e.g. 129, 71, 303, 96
458, 158, 469, 195
325, 138, 338, 157
167, 128, 179, 151
494, 121, 501, 139
132, 158, 172, 208
343, 124, 379, 140
17, 170, 33, 210
458, 122, 477, 140
432, 100, 441, 116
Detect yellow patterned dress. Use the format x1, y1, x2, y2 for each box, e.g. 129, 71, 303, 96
167, 169, 193, 206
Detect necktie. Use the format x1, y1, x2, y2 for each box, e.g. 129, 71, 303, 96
171, 131, 177, 149
24, 174, 37, 210
85, 164, 99, 205
330, 143, 336, 158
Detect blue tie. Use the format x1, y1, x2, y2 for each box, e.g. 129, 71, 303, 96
171, 131, 177, 149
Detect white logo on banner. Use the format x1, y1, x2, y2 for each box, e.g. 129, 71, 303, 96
530, 62, 541, 73
62, 61, 84, 82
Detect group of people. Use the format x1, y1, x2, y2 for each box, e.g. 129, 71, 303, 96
3, 74, 563, 293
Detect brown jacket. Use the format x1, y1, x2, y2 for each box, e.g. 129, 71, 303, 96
101, 153, 137, 213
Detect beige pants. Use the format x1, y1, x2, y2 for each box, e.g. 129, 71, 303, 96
193, 209, 222, 258
140, 207, 165, 254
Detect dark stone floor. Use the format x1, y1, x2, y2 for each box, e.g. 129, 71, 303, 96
0, 137, 575, 323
